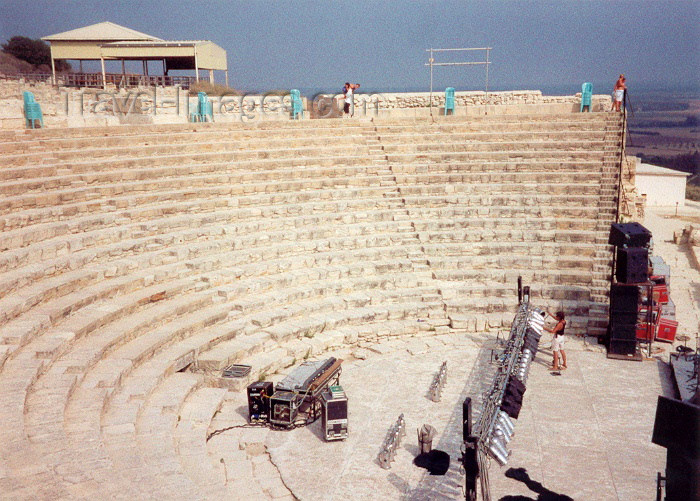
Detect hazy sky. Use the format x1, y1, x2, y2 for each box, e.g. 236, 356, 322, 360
1, 0, 698, 94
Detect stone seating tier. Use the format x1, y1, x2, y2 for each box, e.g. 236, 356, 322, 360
0, 200, 615, 316
0, 128, 608, 158
0, 112, 623, 499
0, 214, 612, 357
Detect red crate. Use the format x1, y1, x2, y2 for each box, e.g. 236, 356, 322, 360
652, 284, 669, 304
638, 307, 660, 325
636, 322, 656, 341
655, 318, 678, 343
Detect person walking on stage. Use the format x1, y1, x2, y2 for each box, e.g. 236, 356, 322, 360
545, 311, 567, 371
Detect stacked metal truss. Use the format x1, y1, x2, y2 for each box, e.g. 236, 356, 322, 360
429, 361, 448, 402
378, 413, 407, 469
473, 301, 545, 500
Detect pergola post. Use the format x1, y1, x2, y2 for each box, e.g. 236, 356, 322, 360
50, 46, 56, 85
194, 46, 199, 82
50, 56, 56, 86
100, 56, 106, 89
225, 70, 229, 88
209, 69, 214, 84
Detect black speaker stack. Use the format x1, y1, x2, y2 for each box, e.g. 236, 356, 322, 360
652, 395, 700, 501
607, 223, 652, 358
608, 222, 652, 248
615, 246, 649, 284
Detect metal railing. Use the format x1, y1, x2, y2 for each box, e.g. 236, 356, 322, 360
615, 91, 629, 223
2, 72, 202, 89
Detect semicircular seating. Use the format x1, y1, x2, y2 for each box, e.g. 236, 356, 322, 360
0, 112, 623, 498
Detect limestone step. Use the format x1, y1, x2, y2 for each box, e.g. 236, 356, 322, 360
385, 150, 605, 164
0, 186, 415, 250
1, 134, 372, 167
433, 266, 594, 287
373, 116, 610, 134
397, 182, 604, 197
390, 160, 608, 175
0, 200, 405, 275
7, 119, 375, 143
395, 169, 607, 184
174, 387, 230, 498
421, 241, 598, 259
104, 371, 203, 499
383, 139, 606, 155
0, 162, 402, 198
376, 130, 607, 144
0, 180, 409, 220
197, 299, 443, 376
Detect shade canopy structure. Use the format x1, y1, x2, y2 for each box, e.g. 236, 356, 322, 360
42, 22, 228, 87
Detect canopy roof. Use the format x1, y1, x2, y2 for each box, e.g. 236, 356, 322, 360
42, 22, 227, 72
101, 40, 227, 71
42, 21, 161, 42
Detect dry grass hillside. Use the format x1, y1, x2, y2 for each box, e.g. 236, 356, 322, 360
0, 51, 50, 75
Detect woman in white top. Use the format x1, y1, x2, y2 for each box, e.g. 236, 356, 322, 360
612, 74, 626, 112
545, 311, 567, 371
343, 83, 360, 116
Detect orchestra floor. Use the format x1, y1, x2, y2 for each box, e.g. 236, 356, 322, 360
207, 333, 668, 501
205, 203, 700, 500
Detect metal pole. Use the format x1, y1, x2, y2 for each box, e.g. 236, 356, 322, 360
429, 48, 434, 118
425, 47, 492, 117
615, 110, 626, 223
485, 48, 490, 97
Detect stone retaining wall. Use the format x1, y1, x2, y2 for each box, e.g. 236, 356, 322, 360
619, 156, 647, 221
366, 90, 611, 116
1, 77, 613, 129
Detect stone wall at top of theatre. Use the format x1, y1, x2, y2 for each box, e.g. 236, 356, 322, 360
0, 76, 613, 128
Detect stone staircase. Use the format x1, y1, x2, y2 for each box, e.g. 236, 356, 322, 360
0, 112, 623, 498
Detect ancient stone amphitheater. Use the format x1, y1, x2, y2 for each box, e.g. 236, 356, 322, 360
0, 109, 624, 499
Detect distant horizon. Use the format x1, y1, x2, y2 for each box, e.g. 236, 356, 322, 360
266, 83, 700, 98
2, 1, 698, 97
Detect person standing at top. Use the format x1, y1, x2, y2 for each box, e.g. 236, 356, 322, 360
612, 74, 627, 112
342, 82, 361, 117
545, 311, 567, 371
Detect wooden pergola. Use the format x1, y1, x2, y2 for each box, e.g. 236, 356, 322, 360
42, 21, 228, 88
